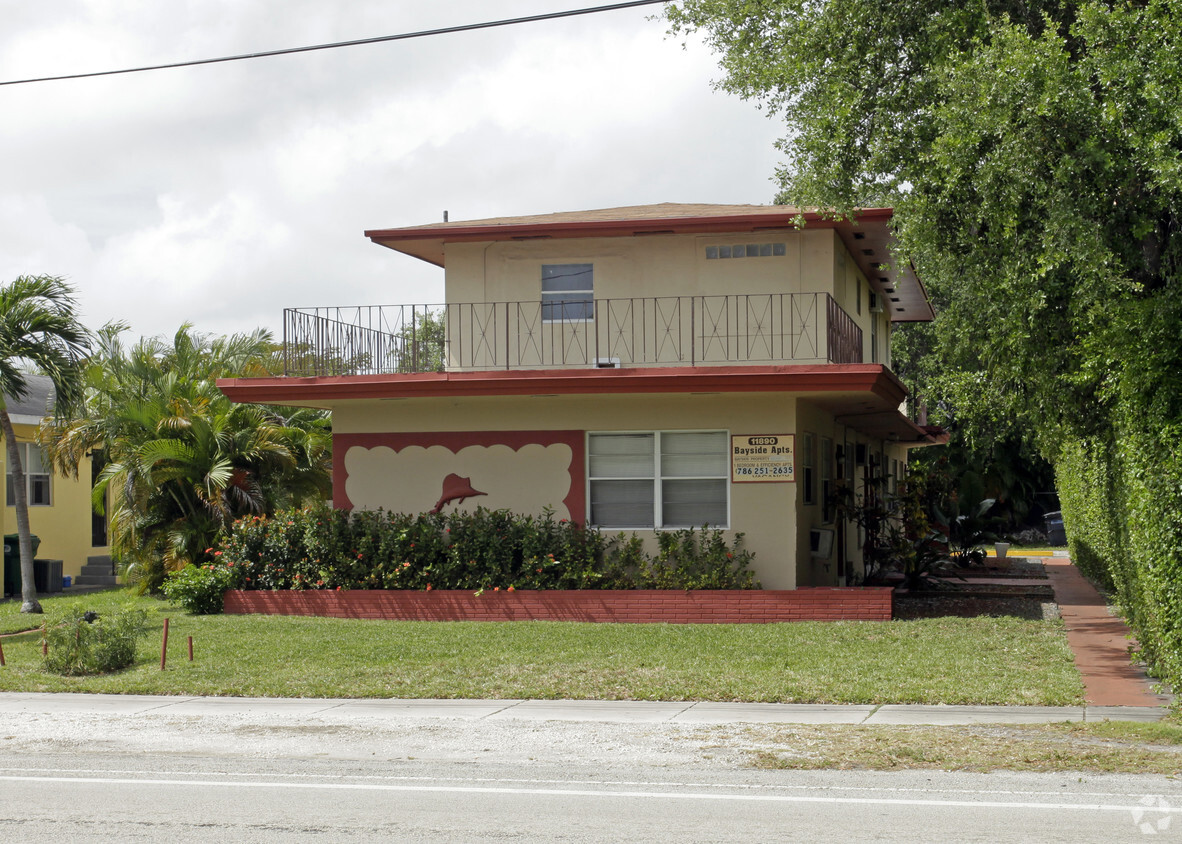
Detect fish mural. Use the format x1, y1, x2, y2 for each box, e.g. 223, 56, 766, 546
430, 473, 487, 514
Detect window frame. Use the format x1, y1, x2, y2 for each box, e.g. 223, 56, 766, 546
587, 429, 730, 530
541, 263, 594, 324
801, 432, 817, 506
820, 436, 834, 523
6, 442, 52, 507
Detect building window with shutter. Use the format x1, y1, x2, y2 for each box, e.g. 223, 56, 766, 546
588, 430, 728, 528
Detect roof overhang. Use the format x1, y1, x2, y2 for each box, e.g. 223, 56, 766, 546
364, 205, 933, 323
8, 414, 44, 426
219, 364, 943, 446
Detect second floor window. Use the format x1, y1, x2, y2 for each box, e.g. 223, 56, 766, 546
6, 442, 51, 507
542, 263, 593, 322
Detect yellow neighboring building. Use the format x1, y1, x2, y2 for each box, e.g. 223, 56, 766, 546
1, 374, 111, 594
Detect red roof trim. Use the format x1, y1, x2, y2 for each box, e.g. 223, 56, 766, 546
218, 364, 907, 405
365, 208, 894, 246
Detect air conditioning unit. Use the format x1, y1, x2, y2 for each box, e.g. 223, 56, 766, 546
869, 292, 885, 314
809, 529, 834, 559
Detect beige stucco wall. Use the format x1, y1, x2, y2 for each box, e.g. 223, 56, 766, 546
440, 229, 878, 370
1, 424, 107, 581
346, 442, 575, 520
335, 392, 803, 589
335, 392, 907, 589
444, 229, 866, 301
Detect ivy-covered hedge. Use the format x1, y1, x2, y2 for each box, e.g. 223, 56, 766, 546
1056, 424, 1182, 687
165, 505, 759, 613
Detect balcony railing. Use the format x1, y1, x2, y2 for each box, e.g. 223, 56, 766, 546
283, 293, 863, 377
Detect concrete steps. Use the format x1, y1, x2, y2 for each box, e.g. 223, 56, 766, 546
74, 555, 118, 587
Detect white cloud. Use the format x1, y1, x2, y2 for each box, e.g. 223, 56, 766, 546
0, 1, 785, 342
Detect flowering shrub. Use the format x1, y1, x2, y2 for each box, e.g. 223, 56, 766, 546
163, 561, 242, 614
640, 528, 758, 590
195, 504, 758, 608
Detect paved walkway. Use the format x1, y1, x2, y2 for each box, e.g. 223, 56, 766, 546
1041, 554, 1171, 708
0, 692, 1165, 724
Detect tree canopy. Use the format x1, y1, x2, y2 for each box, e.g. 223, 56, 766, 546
668, 0, 1182, 683
40, 324, 331, 592
667, 0, 1181, 444
0, 275, 91, 613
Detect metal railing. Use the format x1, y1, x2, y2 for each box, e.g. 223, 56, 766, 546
283, 293, 863, 376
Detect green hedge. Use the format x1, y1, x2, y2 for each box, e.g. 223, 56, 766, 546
165, 505, 759, 613
1056, 424, 1182, 686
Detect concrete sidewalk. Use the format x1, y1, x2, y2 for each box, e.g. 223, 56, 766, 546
0, 692, 1165, 725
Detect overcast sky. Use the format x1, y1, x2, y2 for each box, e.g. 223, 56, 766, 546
0, 1, 784, 343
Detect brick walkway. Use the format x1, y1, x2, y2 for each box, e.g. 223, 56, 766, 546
1042, 556, 1171, 707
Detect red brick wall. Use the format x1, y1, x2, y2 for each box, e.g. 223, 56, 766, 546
223, 588, 892, 623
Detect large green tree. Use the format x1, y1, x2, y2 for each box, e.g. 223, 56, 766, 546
667, 0, 1182, 679
667, 0, 1180, 439
0, 275, 90, 613
41, 324, 331, 592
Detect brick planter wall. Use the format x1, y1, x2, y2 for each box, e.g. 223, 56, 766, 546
223, 588, 892, 623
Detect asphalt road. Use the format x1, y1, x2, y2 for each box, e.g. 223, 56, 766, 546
0, 700, 1178, 842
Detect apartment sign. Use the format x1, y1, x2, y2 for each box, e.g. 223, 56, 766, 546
731, 434, 795, 483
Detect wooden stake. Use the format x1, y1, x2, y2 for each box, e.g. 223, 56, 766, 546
0, 638, 5, 666
160, 617, 169, 670
187, 635, 193, 661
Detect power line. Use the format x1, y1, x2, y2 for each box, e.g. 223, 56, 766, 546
0, 0, 669, 87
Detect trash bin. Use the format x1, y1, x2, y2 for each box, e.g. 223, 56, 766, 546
1045, 511, 1067, 546
1, 538, 15, 598
3, 534, 42, 597
33, 559, 63, 594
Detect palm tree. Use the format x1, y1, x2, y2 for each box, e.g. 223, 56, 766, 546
0, 276, 90, 613
41, 324, 331, 592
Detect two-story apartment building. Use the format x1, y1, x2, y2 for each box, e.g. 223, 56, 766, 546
219, 204, 941, 589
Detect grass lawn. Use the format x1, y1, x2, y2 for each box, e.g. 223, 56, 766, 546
0, 587, 1086, 705
740, 721, 1182, 773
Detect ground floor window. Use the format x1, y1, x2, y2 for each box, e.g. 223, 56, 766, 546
92, 453, 108, 546
6, 442, 51, 507
801, 432, 817, 505
821, 436, 834, 522
588, 430, 728, 528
